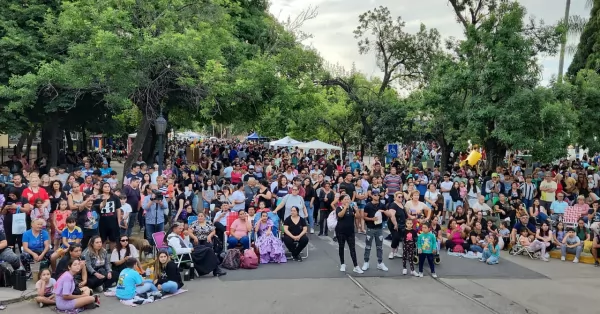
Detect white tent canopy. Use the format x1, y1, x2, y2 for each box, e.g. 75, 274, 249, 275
269, 136, 303, 148
297, 140, 341, 151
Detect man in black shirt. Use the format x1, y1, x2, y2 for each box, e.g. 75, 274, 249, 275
339, 173, 356, 201
361, 191, 388, 272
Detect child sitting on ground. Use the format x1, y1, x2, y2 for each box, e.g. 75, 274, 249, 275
499, 221, 510, 250
480, 234, 500, 265
35, 268, 56, 308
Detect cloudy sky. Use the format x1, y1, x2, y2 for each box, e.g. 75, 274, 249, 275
269, 0, 590, 84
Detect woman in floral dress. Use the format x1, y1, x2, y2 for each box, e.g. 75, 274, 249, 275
254, 212, 287, 263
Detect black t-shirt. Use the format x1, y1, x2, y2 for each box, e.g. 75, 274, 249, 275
335, 205, 355, 233
243, 173, 257, 182
387, 202, 406, 230
94, 195, 121, 224
284, 216, 307, 236
364, 201, 385, 229
319, 189, 335, 210
183, 178, 193, 189
404, 229, 418, 243
452, 212, 468, 224
123, 186, 141, 213
339, 182, 355, 200
468, 229, 483, 246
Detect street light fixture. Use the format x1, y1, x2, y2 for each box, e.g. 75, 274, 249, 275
155, 113, 167, 176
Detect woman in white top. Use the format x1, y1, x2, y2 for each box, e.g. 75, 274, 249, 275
405, 190, 430, 224
466, 177, 480, 209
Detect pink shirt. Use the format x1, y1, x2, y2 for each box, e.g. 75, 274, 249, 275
230, 219, 249, 238
573, 203, 590, 217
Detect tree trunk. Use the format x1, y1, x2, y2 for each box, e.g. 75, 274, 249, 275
123, 116, 151, 183
558, 0, 571, 83
65, 130, 74, 152
142, 127, 156, 164
15, 133, 27, 156
484, 138, 507, 171
24, 130, 36, 157
80, 125, 87, 152
48, 122, 59, 167
341, 138, 347, 162
440, 139, 453, 173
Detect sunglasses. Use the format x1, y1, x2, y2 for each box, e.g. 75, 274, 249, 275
120, 239, 128, 242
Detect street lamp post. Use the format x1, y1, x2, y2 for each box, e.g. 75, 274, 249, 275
155, 113, 167, 176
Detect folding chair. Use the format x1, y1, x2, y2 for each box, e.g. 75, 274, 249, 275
151, 231, 167, 258
509, 235, 540, 259
562, 206, 579, 229
223, 211, 239, 250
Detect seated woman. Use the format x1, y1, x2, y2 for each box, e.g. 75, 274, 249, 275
153, 251, 183, 294
54, 259, 98, 311
54, 244, 91, 297
451, 206, 468, 226
20, 219, 54, 277
255, 211, 287, 263
227, 210, 251, 250
282, 206, 309, 262
528, 222, 552, 262
166, 222, 226, 277
110, 235, 142, 280
82, 235, 114, 292
116, 258, 161, 302
468, 222, 486, 253
445, 220, 469, 252
189, 212, 222, 255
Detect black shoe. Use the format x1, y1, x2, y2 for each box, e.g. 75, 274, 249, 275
333, 236, 337, 242
595, 261, 599, 267
213, 268, 227, 277
317, 233, 323, 236
294, 256, 303, 262
385, 234, 392, 241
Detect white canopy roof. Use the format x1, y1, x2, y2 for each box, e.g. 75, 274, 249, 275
269, 136, 303, 148
297, 140, 341, 151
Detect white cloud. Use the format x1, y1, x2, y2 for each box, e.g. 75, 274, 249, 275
270, 0, 591, 84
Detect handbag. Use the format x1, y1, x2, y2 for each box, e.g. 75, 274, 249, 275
327, 210, 338, 230
12, 207, 27, 235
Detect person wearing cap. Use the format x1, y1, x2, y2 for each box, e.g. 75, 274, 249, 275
243, 165, 257, 183
100, 161, 113, 179
485, 173, 503, 205
361, 191, 388, 272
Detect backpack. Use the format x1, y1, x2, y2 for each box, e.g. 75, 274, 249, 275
327, 210, 338, 230
0, 263, 13, 287
453, 244, 465, 254
240, 249, 259, 269
221, 249, 241, 270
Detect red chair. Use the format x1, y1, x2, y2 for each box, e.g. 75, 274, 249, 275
224, 212, 239, 249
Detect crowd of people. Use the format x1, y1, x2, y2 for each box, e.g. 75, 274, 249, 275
2, 139, 600, 310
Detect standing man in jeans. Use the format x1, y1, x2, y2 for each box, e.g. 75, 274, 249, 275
361, 192, 388, 271
122, 177, 141, 236
143, 190, 168, 246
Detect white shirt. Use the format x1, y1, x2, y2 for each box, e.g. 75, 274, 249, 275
440, 181, 453, 199
472, 202, 492, 216
231, 190, 246, 212
120, 203, 133, 226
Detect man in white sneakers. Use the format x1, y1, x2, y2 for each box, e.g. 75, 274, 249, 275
361, 192, 389, 271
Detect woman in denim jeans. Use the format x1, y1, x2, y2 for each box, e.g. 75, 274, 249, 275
469, 221, 485, 253
302, 178, 316, 234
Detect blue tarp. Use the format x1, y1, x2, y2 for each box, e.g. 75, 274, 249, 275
246, 132, 265, 140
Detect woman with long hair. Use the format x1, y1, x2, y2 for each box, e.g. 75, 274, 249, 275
110, 235, 142, 279
466, 177, 480, 209
54, 243, 91, 296
153, 251, 183, 294
303, 177, 316, 234
335, 194, 362, 273
96, 182, 121, 249
53, 259, 98, 311
528, 222, 552, 262
387, 192, 407, 260
202, 179, 218, 215
82, 235, 113, 292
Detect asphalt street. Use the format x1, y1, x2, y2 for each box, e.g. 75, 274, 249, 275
5, 226, 544, 314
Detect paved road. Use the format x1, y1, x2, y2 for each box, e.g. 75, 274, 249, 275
5, 226, 546, 314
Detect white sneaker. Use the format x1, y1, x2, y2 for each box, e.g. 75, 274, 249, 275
402, 269, 407, 275
39, 302, 44, 308
573, 258, 579, 263
395, 252, 403, 258
418, 272, 423, 278
377, 263, 388, 271
561, 256, 566, 261
353, 266, 364, 274
310, 228, 314, 234
412, 271, 419, 277
544, 253, 550, 259
388, 252, 395, 259
340, 264, 346, 272
431, 273, 438, 278
361, 262, 370, 271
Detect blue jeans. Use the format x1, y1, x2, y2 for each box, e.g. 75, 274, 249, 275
522, 198, 533, 211
136, 280, 159, 294
192, 194, 199, 211
159, 281, 179, 294
227, 235, 250, 249
444, 198, 453, 212
481, 249, 499, 264
305, 201, 314, 228
470, 244, 484, 253
126, 212, 136, 237
146, 223, 165, 246
453, 200, 463, 211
